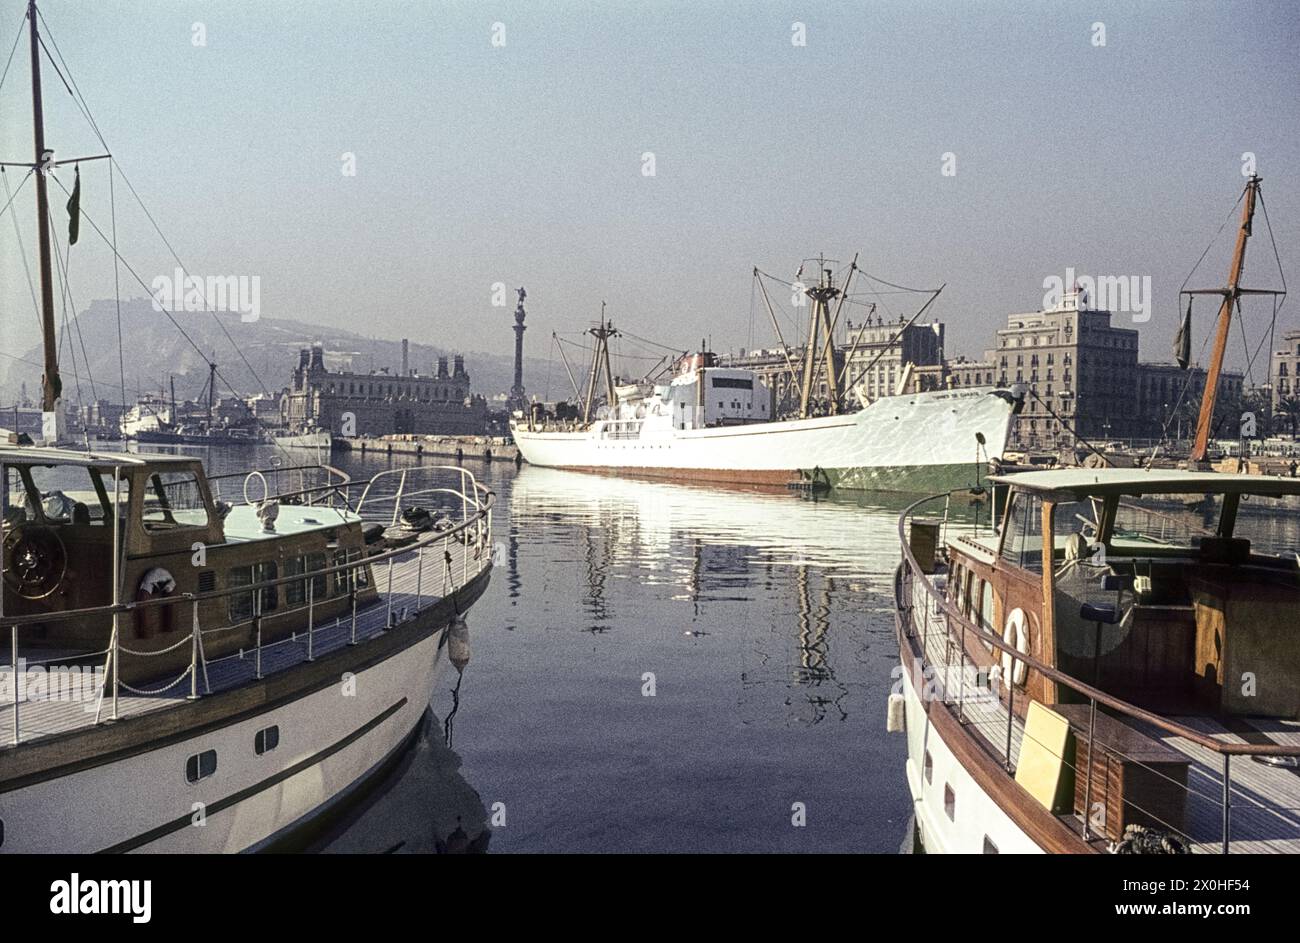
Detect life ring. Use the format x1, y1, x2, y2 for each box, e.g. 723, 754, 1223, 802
135, 567, 177, 638
1001, 607, 1029, 686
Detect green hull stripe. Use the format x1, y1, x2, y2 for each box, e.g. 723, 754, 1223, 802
799, 463, 988, 494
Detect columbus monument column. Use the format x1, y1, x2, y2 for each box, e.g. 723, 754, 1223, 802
509, 286, 527, 412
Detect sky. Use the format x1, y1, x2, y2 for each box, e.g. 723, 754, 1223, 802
1, 0, 1298, 392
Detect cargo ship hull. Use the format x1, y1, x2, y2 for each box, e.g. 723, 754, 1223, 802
513, 386, 1019, 493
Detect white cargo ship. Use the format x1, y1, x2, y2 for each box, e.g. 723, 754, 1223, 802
512, 265, 1022, 493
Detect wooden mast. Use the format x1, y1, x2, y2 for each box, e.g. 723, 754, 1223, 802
28, 0, 61, 417
1190, 176, 1259, 462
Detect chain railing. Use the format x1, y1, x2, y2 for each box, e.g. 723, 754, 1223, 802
896, 490, 1300, 854
2, 466, 492, 749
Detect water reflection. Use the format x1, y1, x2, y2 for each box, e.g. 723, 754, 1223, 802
313, 707, 491, 854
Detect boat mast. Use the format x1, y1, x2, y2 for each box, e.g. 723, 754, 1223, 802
798, 260, 842, 418
28, 0, 60, 415
207, 359, 217, 426
1189, 175, 1259, 463
581, 304, 618, 424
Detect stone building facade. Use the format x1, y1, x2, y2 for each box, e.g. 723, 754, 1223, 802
283, 345, 487, 436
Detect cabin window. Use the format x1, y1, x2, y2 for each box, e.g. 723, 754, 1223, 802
185, 749, 217, 783
255, 725, 280, 755
305, 552, 328, 601
284, 555, 328, 608
141, 471, 210, 531
983, 835, 999, 854
944, 784, 956, 820
227, 561, 278, 622
923, 750, 933, 785
999, 493, 1043, 573
334, 548, 369, 595
6, 465, 112, 525
284, 557, 306, 606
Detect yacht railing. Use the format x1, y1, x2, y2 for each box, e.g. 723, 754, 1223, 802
206, 462, 353, 509
1, 466, 493, 749
897, 490, 1300, 854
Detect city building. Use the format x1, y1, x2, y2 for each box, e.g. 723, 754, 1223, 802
839, 316, 945, 402
282, 343, 487, 436
1134, 362, 1245, 441
1273, 329, 1300, 409
989, 291, 1139, 451
718, 318, 945, 416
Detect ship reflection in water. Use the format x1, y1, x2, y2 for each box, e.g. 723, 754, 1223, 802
426, 462, 985, 852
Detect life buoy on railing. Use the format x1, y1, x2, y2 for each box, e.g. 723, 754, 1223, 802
1001, 607, 1029, 686
135, 567, 177, 639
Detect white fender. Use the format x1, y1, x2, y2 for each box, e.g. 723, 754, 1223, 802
1001, 607, 1029, 686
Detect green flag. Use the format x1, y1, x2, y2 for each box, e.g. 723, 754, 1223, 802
1174, 296, 1192, 369
66, 165, 80, 246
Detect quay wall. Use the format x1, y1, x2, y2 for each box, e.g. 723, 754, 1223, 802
336, 435, 519, 462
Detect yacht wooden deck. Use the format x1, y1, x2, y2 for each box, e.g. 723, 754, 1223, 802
912, 586, 1300, 853
0, 539, 487, 751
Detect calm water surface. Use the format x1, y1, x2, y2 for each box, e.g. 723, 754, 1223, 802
321, 449, 918, 852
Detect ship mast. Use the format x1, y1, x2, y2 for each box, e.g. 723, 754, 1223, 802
27, 0, 61, 418
795, 255, 856, 418
582, 304, 618, 424
1187, 175, 1267, 463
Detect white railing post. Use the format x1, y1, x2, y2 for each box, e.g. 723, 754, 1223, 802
10, 624, 18, 746
415, 543, 424, 609
188, 598, 200, 700
307, 577, 315, 661
385, 556, 395, 628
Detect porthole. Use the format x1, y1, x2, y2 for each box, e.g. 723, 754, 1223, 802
186, 749, 217, 784
255, 725, 280, 755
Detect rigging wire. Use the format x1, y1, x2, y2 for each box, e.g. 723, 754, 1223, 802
37, 8, 273, 399
44, 171, 247, 404
48, 199, 98, 403
0, 9, 24, 96
1, 167, 42, 333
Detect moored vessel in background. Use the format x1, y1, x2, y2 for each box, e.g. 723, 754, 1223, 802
513, 264, 1023, 493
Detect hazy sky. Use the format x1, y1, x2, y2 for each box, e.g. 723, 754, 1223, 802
2, 0, 1298, 391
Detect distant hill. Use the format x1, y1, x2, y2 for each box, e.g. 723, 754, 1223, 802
0, 298, 553, 407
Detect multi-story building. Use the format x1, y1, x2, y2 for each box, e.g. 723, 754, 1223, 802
947, 357, 997, 390
1272, 330, 1300, 408
718, 319, 945, 416
283, 344, 487, 436
839, 317, 945, 402
990, 291, 1139, 451
1134, 362, 1245, 440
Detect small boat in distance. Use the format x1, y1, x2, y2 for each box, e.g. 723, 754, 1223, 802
513, 264, 1023, 493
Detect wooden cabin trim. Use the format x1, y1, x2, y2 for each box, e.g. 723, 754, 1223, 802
1039, 498, 1059, 706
